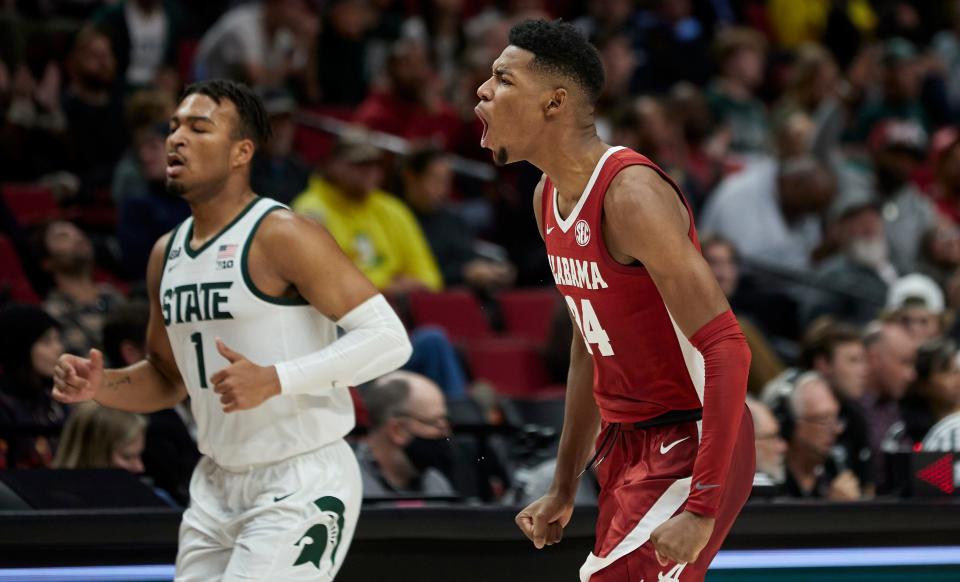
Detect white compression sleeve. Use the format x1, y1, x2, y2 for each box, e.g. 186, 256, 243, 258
274, 294, 412, 395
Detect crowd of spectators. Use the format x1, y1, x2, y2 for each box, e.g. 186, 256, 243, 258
2, 0, 960, 507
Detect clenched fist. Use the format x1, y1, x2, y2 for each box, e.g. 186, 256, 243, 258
210, 338, 281, 413
515, 492, 575, 549
52, 349, 104, 403
650, 511, 714, 565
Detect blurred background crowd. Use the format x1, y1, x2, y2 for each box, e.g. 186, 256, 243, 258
2, 0, 960, 509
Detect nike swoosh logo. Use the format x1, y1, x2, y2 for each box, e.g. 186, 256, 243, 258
546, 226, 555, 234
659, 436, 690, 454
694, 482, 720, 490
273, 493, 294, 502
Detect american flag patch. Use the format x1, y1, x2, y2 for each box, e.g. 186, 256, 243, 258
217, 244, 238, 259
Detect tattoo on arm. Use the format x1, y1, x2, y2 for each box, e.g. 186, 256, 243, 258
106, 376, 132, 390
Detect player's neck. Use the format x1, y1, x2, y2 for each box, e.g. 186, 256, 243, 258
534, 134, 610, 207
188, 185, 257, 244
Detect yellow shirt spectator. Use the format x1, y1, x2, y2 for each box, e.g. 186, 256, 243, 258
293, 174, 443, 292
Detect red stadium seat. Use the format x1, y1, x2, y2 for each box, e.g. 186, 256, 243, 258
2, 184, 59, 226
408, 290, 492, 343
0, 235, 40, 304
467, 338, 549, 397
498, 288, 561, 345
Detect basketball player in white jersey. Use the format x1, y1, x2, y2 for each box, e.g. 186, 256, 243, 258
52, 80, 412, 581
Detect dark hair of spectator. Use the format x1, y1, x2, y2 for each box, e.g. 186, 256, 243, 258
403, 146, 447, 177
508, 19, 605, 104
800, 321, 863, 369
914, 338, 958, 383
102, 302, 150, 368
699, 232, 740, 263
364, 376, 412, 430
179, 80, 272, 150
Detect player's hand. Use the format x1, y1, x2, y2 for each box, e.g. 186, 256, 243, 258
52, 349, 104, 403
650, 511, 714, 565
210, 339, 281, 413
515, 492, 574, 549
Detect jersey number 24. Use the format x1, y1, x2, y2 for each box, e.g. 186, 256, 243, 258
565, 296, 614, 356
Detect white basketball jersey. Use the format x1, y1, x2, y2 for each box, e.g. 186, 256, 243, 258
160, 197, 353, 469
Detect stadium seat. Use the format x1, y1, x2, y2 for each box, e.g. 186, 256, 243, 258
466, 338, 549, 397
0, 235, 40, 304
498, 288, 560, 345
408, 290, 492, 343
1, 184, 59, 226
508, 394, 566, 435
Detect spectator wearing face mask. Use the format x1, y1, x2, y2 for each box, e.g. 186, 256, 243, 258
357, 371, 456, 498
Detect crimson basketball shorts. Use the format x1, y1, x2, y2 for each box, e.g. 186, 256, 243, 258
581, 406, 755, 582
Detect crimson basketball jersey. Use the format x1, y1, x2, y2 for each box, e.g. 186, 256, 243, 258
541, 146, 705, 423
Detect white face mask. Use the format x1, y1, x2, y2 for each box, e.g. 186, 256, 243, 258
848, 237, 889, 268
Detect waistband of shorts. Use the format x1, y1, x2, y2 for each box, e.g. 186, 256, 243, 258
211, 440, 343, 473
612, 408, 703, 431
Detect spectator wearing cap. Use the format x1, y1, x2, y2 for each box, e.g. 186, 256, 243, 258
801, 185, 894, 327
113, 90, 190, 280
292, 132, 442, 294
0, 305, 68, 469
353, 38, 462, 149
840, 118, 936, 273
850, 37, 928, 141
860, 321, 917, 491
900, 338, 960, 446
929, 126, 960, 225
885, 273, 946, 343
250, 90, 309, 206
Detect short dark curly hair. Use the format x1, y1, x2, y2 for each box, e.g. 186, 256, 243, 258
179, 79, 272, 150
508, 19, 605, 104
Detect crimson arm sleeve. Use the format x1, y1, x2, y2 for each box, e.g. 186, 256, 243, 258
684, 310, 751, 517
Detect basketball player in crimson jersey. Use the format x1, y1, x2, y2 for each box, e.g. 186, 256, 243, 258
475, 21, 755, 581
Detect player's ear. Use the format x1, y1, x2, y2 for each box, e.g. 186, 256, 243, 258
232, 138, 255, 168
545, 88, 567, 117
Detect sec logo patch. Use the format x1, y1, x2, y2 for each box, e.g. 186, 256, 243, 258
575, 219, 591, 246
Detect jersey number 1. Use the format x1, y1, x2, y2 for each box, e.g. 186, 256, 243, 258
190, 332, 208, 389
565, 296, 614, 356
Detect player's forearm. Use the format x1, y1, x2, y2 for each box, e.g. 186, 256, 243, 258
95, 359, 186, 413
685, 311, 751, 517
275, 294, 412, 395
550, 349, 600, 499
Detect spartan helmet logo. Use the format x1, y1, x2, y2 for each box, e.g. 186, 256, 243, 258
575, 219, 591, 247
293, 496, 346, 571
